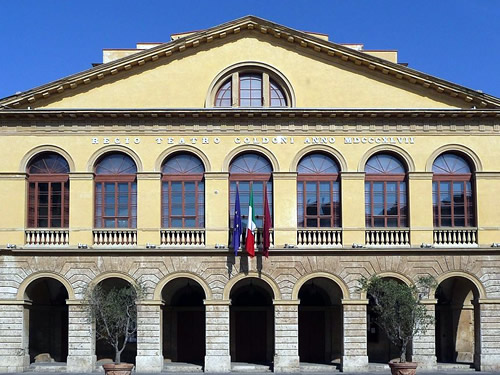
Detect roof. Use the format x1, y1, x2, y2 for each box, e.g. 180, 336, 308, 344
1, 15, 499, 109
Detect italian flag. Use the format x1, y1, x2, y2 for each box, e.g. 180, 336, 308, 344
245, 185, 256, 257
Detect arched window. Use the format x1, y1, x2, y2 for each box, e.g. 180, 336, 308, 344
365, 154, 408, 227
161, 153, 205, 228
27, 152, 70, 228
213, 70, 290, 108
297, 153, 340, 228
229, 153, 273, 229
432, 153, 475, 227
94, 153, 137, 228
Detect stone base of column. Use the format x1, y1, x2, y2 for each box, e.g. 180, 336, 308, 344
342, 355, 368, 372
480, 354, 500, 371
0, 354, 29, 372
204, 355, 231, 372
273, 355, 300, 372
412, 355, 437, 370
67, 354, 96, 372
135, 355, 163, 372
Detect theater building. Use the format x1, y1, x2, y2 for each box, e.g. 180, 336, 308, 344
1, 16, 500, 373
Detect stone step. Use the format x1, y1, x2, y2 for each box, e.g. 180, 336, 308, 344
231, 362, 272, 372
368, 362, 390, 372
163, 361, 204, 372
436, 362, 475, 371
300, 362, 340, 372
26, 362, 67, 372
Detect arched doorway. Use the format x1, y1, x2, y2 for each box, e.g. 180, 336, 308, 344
298, 277, 342, 367
162, 278, 206, 365
94, 278, 137, 364
435, 277, 480, 369
25, 277, 69, 364
367, 277, 411, 363
230, 278, 274, 365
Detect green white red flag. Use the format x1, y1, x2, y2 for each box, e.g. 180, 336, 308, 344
245, 185, 256, 257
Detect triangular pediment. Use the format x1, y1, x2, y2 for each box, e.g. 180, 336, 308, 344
1, 16, 499, 110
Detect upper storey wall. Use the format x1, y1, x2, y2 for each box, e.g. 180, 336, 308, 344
36, 34, 466, 110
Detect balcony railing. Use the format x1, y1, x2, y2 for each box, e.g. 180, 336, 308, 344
229, 228, 274, 250
161, 229, 205, 246
93, 229, 137, 246
433, 228, 478, 246
297, 228, 342, 247
25, 229, 69, 246
365, 228, 410, 246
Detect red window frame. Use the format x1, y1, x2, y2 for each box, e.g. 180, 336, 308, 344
162, 173, 205, 228
28, 174, 69, 228
365, 174, 407, 228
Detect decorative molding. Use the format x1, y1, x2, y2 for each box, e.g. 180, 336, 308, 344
408, 172, 434, 180
341, 299, 369, 305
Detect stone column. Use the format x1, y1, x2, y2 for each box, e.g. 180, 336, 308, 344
273, 300, 300, 373
204, 173, 229, 248
135, 300, 164, 373
272, 172, 297, 248
68, 173, 94, 247
412, 299, 437, 369
408, 172, 434, 246
340, 173, 365, 247
478, 299, 500, 371
136, 173, 162, 247
66, 301, 96, 372
204, 300, 231, 372
0, 300, 30, 372
342, 299, 368, 372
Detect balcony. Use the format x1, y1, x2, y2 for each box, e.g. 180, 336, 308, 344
25, 229, 69, 246
365, 228, 410, 246
229, 228, 274, 250
161, 229, 205, 247
297, 228, 342, 247
93, 229, 137, 246
433, 228, 478, 247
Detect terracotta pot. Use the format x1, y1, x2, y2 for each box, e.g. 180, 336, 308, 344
102, 363, 134, 375
388, 362, 418, 375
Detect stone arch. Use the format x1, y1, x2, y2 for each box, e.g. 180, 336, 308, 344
223, 272, 282, 301
153, 272, 213, 301
358, 144, 415, 173
205, 61, 296, 107
86, 145, 143, 172
155, 145, 211, 173
17, 271, 75, 300
222, 145, 280, 172
425, 144, 483, 173
433, 271, 486, 299
20, 145, 75, 173
89, 271, 139, 290
358, 272, 414, 299
291, 272, 350, 300
290, 145, 348, 172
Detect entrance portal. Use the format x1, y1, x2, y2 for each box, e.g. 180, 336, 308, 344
162, 278, 205, 365
298, 277, 342, 365
230, 278, 274, 364
26, 278, 69, 363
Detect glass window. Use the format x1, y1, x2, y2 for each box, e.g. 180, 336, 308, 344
162, 153, 205, 228
214, 79, 232, 107
27, 152, 70, 228
432, 153, 475, 227
365, 154, 407, 228
297, 153, 340, 228
94, 153, 137, 228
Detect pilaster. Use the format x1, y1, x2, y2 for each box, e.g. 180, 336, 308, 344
412, 299, 437, 369
204, 173, 229, 248
0, 300, 30, 372
204, 300, 231, 372
272, 173, 297, 247
136, 173, 162, 247
66, 301, 96, 373
0, 174, 26, 245
135, 300, 164, 373
408, 172, 434, 246
273, 300, 300, 373
340, 173, 365, 246
478, 299, 500, 371
475, 172, 500, 246
341, 299, 369, 372
68, 173, 94, 247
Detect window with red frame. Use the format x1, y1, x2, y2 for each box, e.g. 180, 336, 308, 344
432, 153, 475, 227
297, 153, 341, 228
27, 152, 70, 228
94, 153, 137, 228
365, 154, 408, 227
161, 153, 205, 228
229, 153, 273, 229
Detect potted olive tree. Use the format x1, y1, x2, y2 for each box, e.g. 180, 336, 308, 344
359, 276, 435, 375
86, 283, 140, 375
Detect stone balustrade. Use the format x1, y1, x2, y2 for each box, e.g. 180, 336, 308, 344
433, 228, 478, 246
365, 228, 410, 246
160, 229, 205, 246
92, 229, 137, 246
297, 228, 342, 247
25, 229, 69, 246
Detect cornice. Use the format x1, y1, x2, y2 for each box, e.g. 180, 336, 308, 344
0, 16, 499, 109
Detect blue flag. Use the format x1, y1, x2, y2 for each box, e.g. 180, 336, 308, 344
232, 186, 242, 255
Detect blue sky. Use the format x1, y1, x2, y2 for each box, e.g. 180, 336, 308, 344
1, 0, 499, 100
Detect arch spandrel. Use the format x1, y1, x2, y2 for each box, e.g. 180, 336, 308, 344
291, 272, 350, 300
290, 145, 348, 172
89, 272, 139, 290
222, 272, 282, 301
20, 145, 76, 173
433, 271, 486, 299
86, 145, 143, 173
153, 272, 213, 301
16, 272, 76, 300
358, 144, 415, 173
222, 145, 280, 173
155, 145, 211, 172
425, 144, 483, 173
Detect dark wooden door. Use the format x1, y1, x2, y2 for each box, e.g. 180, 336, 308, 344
235, 310, 267, 363
299, 310, 326, 363
177, 310, 205, 363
